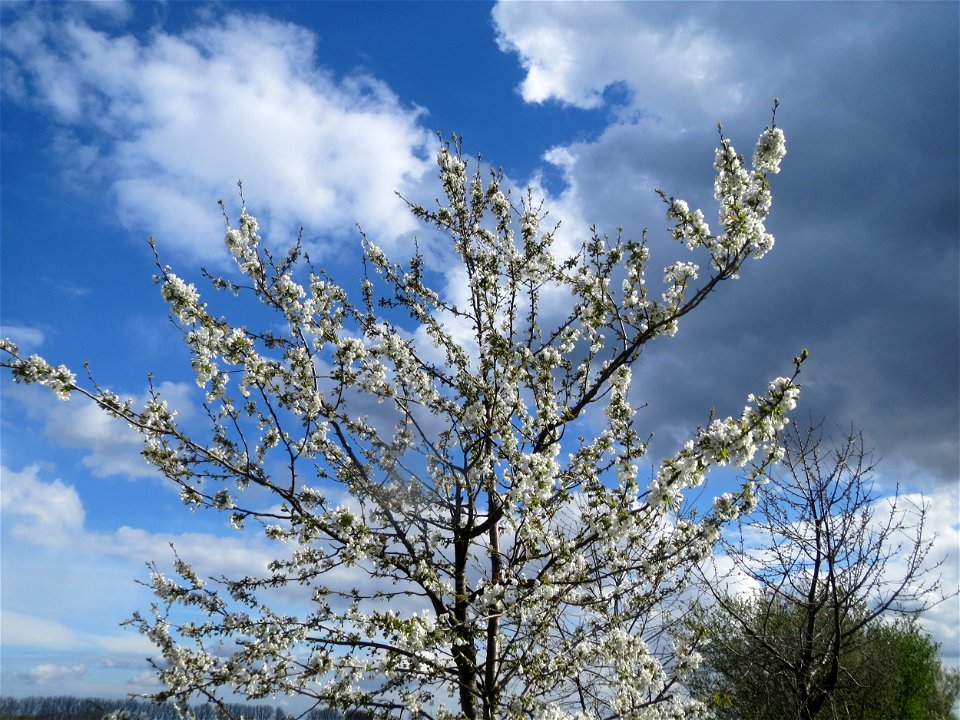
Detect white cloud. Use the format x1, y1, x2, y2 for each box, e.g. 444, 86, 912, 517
493, 2, 743, 118
1, 660, 89, 688
81, 1, 132, 22
699, 551, 762, 600
0, 462, 276, 579
0, 325, 46, 351
6, 380, 195, 480
0, 464, 85, 545
489, 1, 788, 267
128, 669, 163, 687
0, 463, 291, 660
0, 610, 153, 655
3, 9, 434, 266
101, 525, 278, 581
0, 460, 415, 658
890, 488, 960, 664
1, 611, 81, 649
47, 399, 148, 478
27, 662, 87, 685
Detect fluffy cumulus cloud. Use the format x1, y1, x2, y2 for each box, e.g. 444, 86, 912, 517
494, 1, 744, 118
0, 460, 393, 704
883, 487, 960, 665
1, 6, 433, 265
0, 452, 427, 675
0, 461, 278, 581
27, 663, 87, 686
6, 381, 196, 479
1, 465, 85, 545
0, 463, 284, 658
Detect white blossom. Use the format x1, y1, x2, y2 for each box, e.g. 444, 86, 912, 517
0, 117, 794, 720
753, 126, 787, 174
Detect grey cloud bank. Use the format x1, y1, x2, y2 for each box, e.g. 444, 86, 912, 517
495, 1, 959, 484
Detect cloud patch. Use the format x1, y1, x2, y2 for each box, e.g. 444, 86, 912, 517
493, 2, 745, 118
0, 325, 46, 352
27, 663, 87, 685
2, 7, 434, 266
5, 381, 196, 480
1, 465, 85, 545
1, 611, 152, 655
0, 463, 285, 656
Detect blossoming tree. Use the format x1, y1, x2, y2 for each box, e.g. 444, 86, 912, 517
2, 113, 798, 719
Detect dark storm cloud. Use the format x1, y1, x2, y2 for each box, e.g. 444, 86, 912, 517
497, 1, 958, 482
713, 2, 960, 482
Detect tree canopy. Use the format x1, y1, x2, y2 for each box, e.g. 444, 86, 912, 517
1, 116, 797, 719
690, 602, 959, 720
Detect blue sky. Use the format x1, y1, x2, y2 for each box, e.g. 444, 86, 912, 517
1, 0, 957, 702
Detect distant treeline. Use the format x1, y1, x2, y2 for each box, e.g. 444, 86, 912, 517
0, 697, 366, 720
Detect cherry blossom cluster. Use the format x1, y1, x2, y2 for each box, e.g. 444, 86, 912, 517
661, 113, 786, 277
0, 339, 76, 399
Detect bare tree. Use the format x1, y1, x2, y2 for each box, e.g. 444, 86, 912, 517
694, 421, 947, 720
